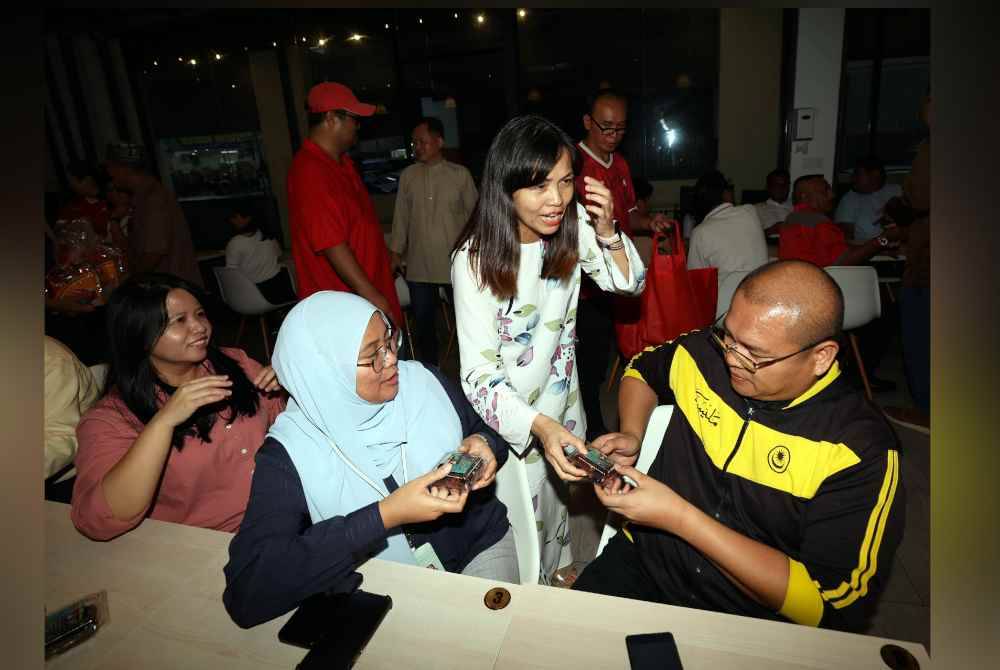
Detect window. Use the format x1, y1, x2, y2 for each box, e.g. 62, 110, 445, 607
836, 9, 929, 177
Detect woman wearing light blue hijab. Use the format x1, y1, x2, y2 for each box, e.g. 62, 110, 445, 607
223, 291, 517, 628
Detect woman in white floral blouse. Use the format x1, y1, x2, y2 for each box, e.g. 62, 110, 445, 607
451, 115, 646, 583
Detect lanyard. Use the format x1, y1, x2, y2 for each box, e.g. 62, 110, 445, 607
328, 439, 409, 499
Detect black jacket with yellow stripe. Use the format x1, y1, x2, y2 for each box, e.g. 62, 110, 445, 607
623, 329, 904, 632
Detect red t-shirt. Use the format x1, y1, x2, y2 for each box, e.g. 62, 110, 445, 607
574, 141, 637, 237
778, 204, 848, 267
287, 139, 402, 324
58, 196, 111, 239
575, 141, 638, 302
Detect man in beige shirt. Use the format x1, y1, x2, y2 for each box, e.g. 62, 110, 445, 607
44, 336, 101, 501
389, 117, 478, 364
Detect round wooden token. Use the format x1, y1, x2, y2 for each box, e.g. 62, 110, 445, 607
880, 644, 920, 670
484, 587, 511, 610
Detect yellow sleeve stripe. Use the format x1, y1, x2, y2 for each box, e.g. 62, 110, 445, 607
820, 450, 901, 609
622, 367, 646, 383
778, 559, 824, 627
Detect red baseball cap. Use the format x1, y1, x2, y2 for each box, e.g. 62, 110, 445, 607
307, 82, 376, 116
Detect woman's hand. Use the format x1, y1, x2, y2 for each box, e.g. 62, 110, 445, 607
582, 176, 615, 237
378, 464, 469, 529
459, 434, 497, 491
532, 413, 589, 481
252, 365, 281, 393
155, 375, 232, 428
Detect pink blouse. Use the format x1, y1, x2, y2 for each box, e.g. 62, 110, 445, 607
71, 348, 285, 540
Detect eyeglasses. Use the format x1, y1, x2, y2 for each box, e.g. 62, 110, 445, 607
588, 115, 627, 137
709, 315, 833, 374
335, 109, 363, 124
356, 320, 402, 374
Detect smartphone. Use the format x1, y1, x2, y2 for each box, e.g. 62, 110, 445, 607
626, 632, 684, 670
278, 590, 392, 668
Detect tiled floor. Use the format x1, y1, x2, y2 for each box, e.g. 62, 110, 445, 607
211, 291, 929, 652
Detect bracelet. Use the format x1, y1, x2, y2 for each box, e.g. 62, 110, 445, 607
469, 433, 491, 449
596, 232, 623, 249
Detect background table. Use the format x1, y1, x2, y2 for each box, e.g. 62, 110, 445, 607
45, 502, 930, 669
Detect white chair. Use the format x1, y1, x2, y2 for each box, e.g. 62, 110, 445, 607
716, 270, 751, 320
494, 452, 541, 585
394, 276, 417, 361
595, 405, 674, 557
824, 265, 882, 401
213, 267, 297, 363
88, 363, 108, 390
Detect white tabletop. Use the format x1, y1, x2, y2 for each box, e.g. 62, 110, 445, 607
45, 502, 930, 669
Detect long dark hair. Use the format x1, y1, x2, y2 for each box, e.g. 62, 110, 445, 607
105, 273, 260, 449
452, 115, 579, 300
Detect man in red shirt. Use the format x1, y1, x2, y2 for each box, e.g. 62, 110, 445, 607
287, 82, 402, 326
779, 174, 899, 267
574, 88, 671, 440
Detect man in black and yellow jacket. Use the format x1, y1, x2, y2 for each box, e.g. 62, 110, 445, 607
573, 260, 904, 632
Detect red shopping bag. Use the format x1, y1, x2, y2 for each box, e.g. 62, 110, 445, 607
639, 225, 718, 346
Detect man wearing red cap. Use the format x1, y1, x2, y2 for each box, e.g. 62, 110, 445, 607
287, 82, 402, 325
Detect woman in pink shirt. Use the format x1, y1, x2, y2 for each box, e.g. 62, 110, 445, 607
71, 273, 285, 540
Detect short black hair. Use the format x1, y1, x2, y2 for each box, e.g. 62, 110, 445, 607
587, 87, 628, 114
414, 116, 444, 138
66, 160, 100, 182
633, 175, 653, 202
693, 170, 732, 223
766, 168, 790, 182
855, 155, 887, 184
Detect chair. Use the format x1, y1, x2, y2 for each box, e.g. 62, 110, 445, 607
716, 269, 751, 320
494, 451, 541, 585
88, 363, 108, 391
213, 267, 297, 363
824, 266, 882, 401
394, 276, 417, 361
595, 405, 674, 557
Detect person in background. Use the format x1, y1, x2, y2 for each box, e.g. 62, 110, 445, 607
687, 170, 768, 293
44, 336, 101, 503
71, 273, 285, 540
575, 89, 670, 442
882, 92, 931, 431
224, 209, 297, 305
779, 175, 901, 268
286, 82, 402, 326
106, 181, 134, 238
451, 115, 645, 584
576, 260, 904, 633
754, 168, 792, 234
104, 143, 203, 287
223, 292, 516, 629
58, 160, 125, 249
389, 116, 478, 364
835, 156, 903, 242
632, 176, 654, 221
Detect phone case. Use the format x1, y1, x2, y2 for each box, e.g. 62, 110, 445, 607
434, 451, 485, 492
626, 632, 684, 670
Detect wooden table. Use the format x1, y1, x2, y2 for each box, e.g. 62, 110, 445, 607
45, 503, 931, 669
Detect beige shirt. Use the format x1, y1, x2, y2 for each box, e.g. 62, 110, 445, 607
129, 177, 203, 287
687, 203, 769, 292
389, 159, 478, 284
44, 337, 100, 479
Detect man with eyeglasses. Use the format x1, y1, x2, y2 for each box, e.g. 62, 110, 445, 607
575, 88, 672, 442
287, 82, 402, 326
573, 260, 904, 633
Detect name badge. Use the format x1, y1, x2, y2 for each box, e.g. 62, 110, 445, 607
412, 542, 446, 571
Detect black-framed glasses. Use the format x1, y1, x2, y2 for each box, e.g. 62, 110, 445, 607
709, 314, 834, 374
588, 115, 627, 137
356, 319, 402, 374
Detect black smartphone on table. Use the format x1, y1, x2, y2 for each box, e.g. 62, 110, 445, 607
278, 590, 392, 669
626, 632, 684, 670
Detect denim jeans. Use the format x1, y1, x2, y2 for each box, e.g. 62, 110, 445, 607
899, 285, 930, 413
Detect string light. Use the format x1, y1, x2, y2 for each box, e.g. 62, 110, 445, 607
272, 41, 277, 47
153, 60, 158, 66
349, 33, 363, 42
177, 57, 183, 63
301, 36, 306, 43
476, 14, 486, 25
385, 23, 390, 29
214, 53, 222, 61
454, 12, 458, 19
231, 83, 237, 89
189, 58, 197, 66
518, 9, 527, 19
318, 37, 327, 46
418, 17, 423, 24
